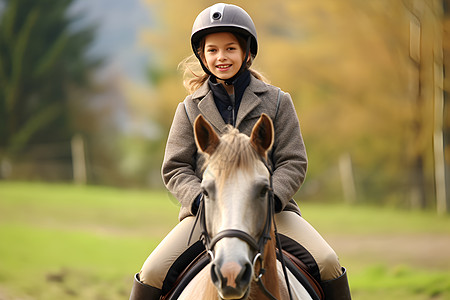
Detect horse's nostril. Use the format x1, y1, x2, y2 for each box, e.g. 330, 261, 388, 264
237, 262, 253, 287
210, 262, 220, 285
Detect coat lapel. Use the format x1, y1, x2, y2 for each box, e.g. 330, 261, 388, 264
235, 90, 261, 128
193, 82, 227, 133
235, 76, 269, 128
198, 92, 227, 132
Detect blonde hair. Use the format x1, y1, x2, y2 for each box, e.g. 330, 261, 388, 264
179, 34, 269, 94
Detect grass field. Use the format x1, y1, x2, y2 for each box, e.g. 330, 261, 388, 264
1, 181, 449, 299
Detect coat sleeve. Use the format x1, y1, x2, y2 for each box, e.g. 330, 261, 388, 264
161, 102, 202, 216
271, 91, 308, 211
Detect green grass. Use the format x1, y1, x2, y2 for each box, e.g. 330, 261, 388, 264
0, 182, 179, 300
1, 181, 450, 299
349, 264, 450, 300
300, 202, 450, 235
0, 224, 152, 300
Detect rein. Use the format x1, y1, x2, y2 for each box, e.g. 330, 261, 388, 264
190, 160, 293, 300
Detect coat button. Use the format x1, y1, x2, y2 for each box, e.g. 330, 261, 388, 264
227, 106, 232, 111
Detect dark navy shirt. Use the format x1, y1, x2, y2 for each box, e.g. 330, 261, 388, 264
208, 70, 251, 126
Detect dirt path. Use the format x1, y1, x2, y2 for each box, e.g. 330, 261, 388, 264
326, 233, 450, 270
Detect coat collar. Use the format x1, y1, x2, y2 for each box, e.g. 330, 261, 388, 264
192, 75, 269, 132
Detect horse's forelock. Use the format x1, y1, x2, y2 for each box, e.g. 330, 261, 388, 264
202, 126, 261, 186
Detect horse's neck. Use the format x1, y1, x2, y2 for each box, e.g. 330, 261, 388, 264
178, 266, 219, 300
249, 229, 281, 300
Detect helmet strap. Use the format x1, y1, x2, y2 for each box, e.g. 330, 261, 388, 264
224, 36, 252, 85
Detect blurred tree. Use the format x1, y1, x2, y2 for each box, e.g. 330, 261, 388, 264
141, 0, 410, 201
0, 0, 98, 178
401, 0, 449, 212
444, 0, 450, 212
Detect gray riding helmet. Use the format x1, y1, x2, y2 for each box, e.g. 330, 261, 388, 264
191, 3, 258, 76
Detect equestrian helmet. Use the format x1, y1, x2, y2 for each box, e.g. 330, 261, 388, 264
191, 3, 258, 59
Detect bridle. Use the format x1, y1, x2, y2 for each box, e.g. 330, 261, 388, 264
189, 159, 293, 300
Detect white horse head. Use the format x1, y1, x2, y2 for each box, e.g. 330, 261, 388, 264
194, 114, 274, 299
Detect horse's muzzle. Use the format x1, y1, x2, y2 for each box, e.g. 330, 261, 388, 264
211, 259, 253, 299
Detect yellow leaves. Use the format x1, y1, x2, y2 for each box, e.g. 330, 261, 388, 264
135, 0, 444, 201
122, 78, 155, 118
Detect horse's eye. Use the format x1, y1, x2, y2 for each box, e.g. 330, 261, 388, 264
260, 186, 269, 198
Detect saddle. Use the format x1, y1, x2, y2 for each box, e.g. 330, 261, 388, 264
161, 235, 324, 300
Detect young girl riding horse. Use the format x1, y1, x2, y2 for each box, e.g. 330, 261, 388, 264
130, 3, 351, 299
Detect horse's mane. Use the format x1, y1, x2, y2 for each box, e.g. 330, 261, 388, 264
202, 125, 261, 185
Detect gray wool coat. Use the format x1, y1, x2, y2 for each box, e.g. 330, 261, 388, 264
161, 75, 307, 221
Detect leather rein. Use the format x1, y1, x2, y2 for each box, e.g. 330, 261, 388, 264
190, 160, 293, 300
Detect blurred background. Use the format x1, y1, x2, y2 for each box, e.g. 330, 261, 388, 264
1, 0, 450, 299
1, 0, 449, 212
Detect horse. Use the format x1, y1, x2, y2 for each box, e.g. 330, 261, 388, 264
177, 114, 316, 300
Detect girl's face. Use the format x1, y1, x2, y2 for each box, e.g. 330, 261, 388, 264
203, 32, 246, 81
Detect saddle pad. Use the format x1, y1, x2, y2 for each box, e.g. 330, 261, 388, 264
161, 246, 323, 299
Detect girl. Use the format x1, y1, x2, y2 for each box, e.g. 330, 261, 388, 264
130, 3, 351, 299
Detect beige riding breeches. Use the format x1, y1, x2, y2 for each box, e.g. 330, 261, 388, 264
139, 211, 342, 288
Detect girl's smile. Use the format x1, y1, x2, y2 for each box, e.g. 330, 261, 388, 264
203, 32, 245, 82
216, 64, 232, 70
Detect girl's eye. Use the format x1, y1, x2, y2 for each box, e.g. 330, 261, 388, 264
207, 49, 216, 53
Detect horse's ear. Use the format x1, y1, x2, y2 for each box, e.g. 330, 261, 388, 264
194, 115, 220, 155
250, 113, 274, 158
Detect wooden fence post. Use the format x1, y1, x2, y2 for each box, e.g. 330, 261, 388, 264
71, 134, 87, 185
